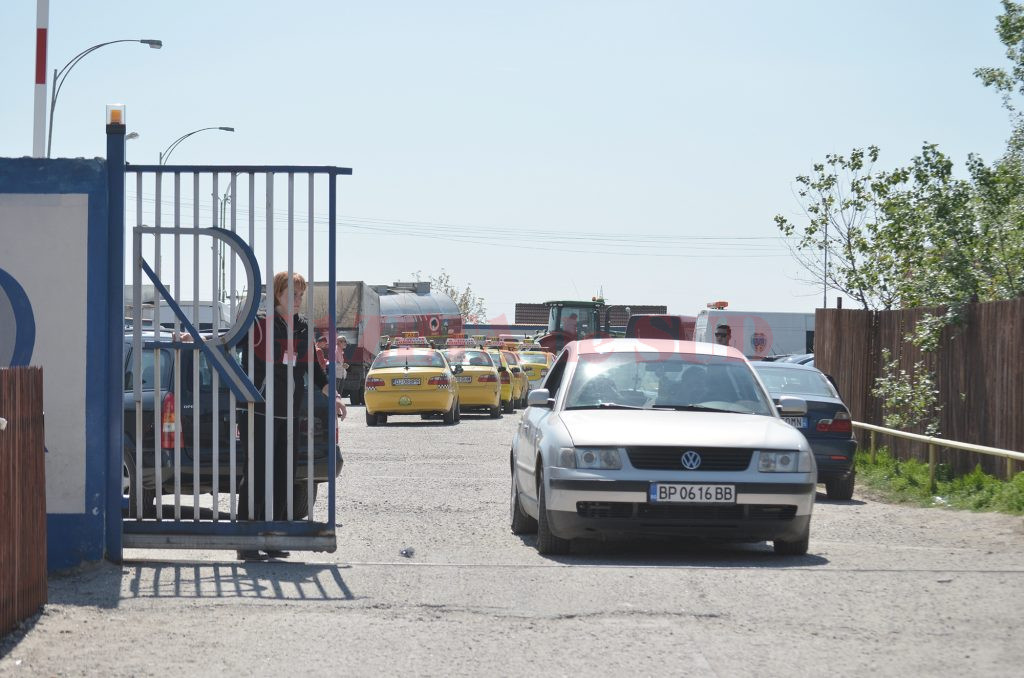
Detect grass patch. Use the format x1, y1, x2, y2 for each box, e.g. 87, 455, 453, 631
854, 447, 1024, 514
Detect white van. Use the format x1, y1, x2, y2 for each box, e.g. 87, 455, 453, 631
693, 309, 814, 359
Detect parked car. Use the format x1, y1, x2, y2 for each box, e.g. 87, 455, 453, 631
751, 361, 856, 500
440, 344, 502, 417
363, 341, 461, 425
122, 332, 342, 519
510, 339, 816, 555
778, 353, 815, 366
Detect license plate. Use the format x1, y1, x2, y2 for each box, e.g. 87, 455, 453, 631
649, 483, 735, 504
783, 416, 807, 428
455, 376, 472, 383
392, 378, 421, 386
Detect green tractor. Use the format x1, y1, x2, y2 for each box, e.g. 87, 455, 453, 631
535, 297, 620, 353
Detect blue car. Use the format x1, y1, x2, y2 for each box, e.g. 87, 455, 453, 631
752, 361, 857, 500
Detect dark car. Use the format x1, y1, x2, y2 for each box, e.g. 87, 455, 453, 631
123, 332, 341, 519
624, 314, 695, 341
752, 361, 857, 500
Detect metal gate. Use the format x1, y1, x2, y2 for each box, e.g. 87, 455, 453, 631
122, 164, 351, 553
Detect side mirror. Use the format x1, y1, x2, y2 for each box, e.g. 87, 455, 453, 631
527, 388, 553, 408
510, 366, 521, 373
497, 366, 507, 373
776, 395, 807, 417
452, 364, 464, 374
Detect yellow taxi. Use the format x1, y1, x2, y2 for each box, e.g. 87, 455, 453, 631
517, 349, 554, 390
364, 337, 460, 426
485, 348, 518, 414
441, 338, 502, 418
500, 349, 531, 409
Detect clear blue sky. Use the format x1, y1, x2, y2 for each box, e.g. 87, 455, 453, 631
0, 1, 1013, 322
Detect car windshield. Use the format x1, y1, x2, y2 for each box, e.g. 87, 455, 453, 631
371, 350, 446, 369
519, 353, 549, 364
442, 349, 494, 367
564, 352, 774, 415
754, 366, 838, 398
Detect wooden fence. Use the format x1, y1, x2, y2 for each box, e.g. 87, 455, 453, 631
815, 299, 1024, 477
0, 367, 47, 636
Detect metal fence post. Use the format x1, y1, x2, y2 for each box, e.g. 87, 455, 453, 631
928, 443, 936, 493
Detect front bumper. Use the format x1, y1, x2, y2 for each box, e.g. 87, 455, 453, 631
545, 476, 814, 542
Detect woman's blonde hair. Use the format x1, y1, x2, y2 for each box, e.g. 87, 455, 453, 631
272, 271, 307, 307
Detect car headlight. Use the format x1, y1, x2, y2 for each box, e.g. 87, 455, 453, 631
558, 447, 623, 470
758, 450, 812, 473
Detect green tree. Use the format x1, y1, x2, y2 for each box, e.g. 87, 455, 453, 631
412, 269, 488, 323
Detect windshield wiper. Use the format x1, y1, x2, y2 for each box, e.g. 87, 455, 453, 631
565, 402, 645, 410
650, 403, 736, 413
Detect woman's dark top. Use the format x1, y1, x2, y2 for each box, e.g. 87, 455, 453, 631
241, 310, 328, 414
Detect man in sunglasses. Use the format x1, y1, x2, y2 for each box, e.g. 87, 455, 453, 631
714, 323, 732, 347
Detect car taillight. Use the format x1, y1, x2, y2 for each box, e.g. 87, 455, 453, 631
366, 377, 385, 389
817, 411, 852, 433
428, 374, 450, 386
478, 374, 498, 383
500, 372, 510, 384
161, 391, 179, 449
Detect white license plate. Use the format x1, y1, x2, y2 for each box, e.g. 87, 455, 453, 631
392, 378, 421, 386
783, 416, 807, 428
649, 483, 736, 504
455, 376, 472, 383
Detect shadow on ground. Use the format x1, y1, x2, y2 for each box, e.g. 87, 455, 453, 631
45, 558, 356, 609
513, 534, 830, 568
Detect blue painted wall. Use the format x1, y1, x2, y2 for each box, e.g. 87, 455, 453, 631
0, 157, 112, 571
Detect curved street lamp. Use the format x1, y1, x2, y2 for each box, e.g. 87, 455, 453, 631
159, 126, 235, 165
46, 39, 163, 158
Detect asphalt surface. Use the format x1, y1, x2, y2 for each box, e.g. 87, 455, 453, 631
2, 407, 1024, 677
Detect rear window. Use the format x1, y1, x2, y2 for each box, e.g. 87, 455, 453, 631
371, 349, 447, 369
755, 366, 837, 398
442, 349, 494, 367
519, 353, 549, 364
124, 348, 173, 391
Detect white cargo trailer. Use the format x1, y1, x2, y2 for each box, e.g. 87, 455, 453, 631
693, 309, 815, 359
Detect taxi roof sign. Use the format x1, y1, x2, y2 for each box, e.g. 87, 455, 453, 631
392, 336, 429, 346
445, 338, 478, 347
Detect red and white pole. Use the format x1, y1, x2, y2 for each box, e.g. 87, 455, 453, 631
32, 0, 49, 157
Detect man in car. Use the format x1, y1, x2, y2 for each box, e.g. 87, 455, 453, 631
715, 323, 732, 346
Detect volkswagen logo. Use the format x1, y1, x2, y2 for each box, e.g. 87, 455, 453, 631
680, 450, 702, 470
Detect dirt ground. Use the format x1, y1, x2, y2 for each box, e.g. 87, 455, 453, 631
3, 411, 1024, 677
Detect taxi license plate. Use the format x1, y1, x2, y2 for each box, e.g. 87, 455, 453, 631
392, 378, 421, 386
455, 376, 472, 383
649, 484, 735, 504
783, 416, 807, 428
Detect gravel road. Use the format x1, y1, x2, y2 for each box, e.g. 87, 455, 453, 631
3, 408, 1023, 677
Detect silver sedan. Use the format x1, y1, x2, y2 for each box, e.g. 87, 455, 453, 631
510, 338, 817, 555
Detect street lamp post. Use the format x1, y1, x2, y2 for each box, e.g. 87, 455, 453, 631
159, 127, 235, 165
46, 39, 162, 158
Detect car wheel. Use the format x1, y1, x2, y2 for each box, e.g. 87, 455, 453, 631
773, 522, 810, 556
454, 400, 461, 422
443, 401, 457, 425
489, 403, 501, 418
825, 472, 855, 501
292, 482, 318, 520
378, 413, 388, 425
535, 467, 570, 555
124, 446, 156, 518
502, 398, 513, 414
510, 457, 537, 535
365, 409, 378, 426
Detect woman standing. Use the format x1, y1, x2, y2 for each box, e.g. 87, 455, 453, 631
237, 271, 345, 561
